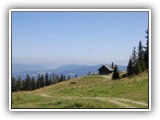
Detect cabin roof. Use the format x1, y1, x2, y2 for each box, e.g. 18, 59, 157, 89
98, 64, 113, 71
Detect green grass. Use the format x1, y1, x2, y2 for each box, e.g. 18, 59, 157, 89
12, 72, 149, 109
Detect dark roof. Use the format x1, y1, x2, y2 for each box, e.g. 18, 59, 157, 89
98, 64, 113, 71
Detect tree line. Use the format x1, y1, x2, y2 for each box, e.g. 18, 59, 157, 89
112, 29, 149, 79
12, 73, 77, 92
127, 29, 148, 76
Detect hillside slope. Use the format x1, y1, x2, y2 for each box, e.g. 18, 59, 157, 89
12, 72, 149, 109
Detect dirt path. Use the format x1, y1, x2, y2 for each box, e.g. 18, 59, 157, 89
39, 93, 50, 97
113, 98, 148, 106
100, 75, 111, 79
107, 98, 135, 108
36, 93, 147, 108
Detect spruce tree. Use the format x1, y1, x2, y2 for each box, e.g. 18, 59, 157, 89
40, 74, 45, 87
144, 29, 149, 69
56, 75, 59, 83
138, 41, 143, 61
45, 73, 50, 86
25, 74, 32, 90
31, 76, 36, 90
138, 41, 146, 72
112, 65, 120, 80
49, 76, 53, 85
127, 59, 133, 76
22, 80, 26, 90
37, 74, 41, 89
16, 76, 22, 91
135, 61, 141, 75
11, 76, 17, 92
52, 72, 57, 83
59, 74, 64, 82
131, 47, 137, 73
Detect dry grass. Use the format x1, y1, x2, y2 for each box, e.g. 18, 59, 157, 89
12, 71, 149, 109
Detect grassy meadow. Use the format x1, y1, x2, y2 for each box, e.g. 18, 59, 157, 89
12, 72, 149, 109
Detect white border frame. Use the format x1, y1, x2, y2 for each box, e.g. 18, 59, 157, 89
9, 9, 151, 111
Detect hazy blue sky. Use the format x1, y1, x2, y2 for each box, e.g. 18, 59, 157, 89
12, 11, 148, 66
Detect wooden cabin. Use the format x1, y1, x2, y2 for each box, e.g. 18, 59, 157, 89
98, 65, 113, 75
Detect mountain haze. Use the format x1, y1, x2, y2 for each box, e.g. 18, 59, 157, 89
12, 63, 127, 79
12, 63, 45, 73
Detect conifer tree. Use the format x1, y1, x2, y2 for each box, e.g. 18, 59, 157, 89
132, 47, 137, 70
137, 41, 146, 72
56, 75, 59, 83
135, 61, 141, 75
25, 74, 32, 90
40, 74, 45, 87
138, 41, 143, 61
59, 74, 66, 82
127, 59, 133, 76
45, 73, 50, 86
130, 47, 137, 74
49, 76, 53, 85
16, 76, 22, 91
22, 80, 26, 90
31, 76, 36, 90
112, 65, 120, 80
36, 74, 41, 89
11, 76, 17, 92
144, 29, 149, 69
51, 72, 57, 83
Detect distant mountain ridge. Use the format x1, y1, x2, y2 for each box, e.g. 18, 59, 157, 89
12, 63, 127, 79
53, 64, 127, 77
53, 64, 88, 73
12, 63, 45, 73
